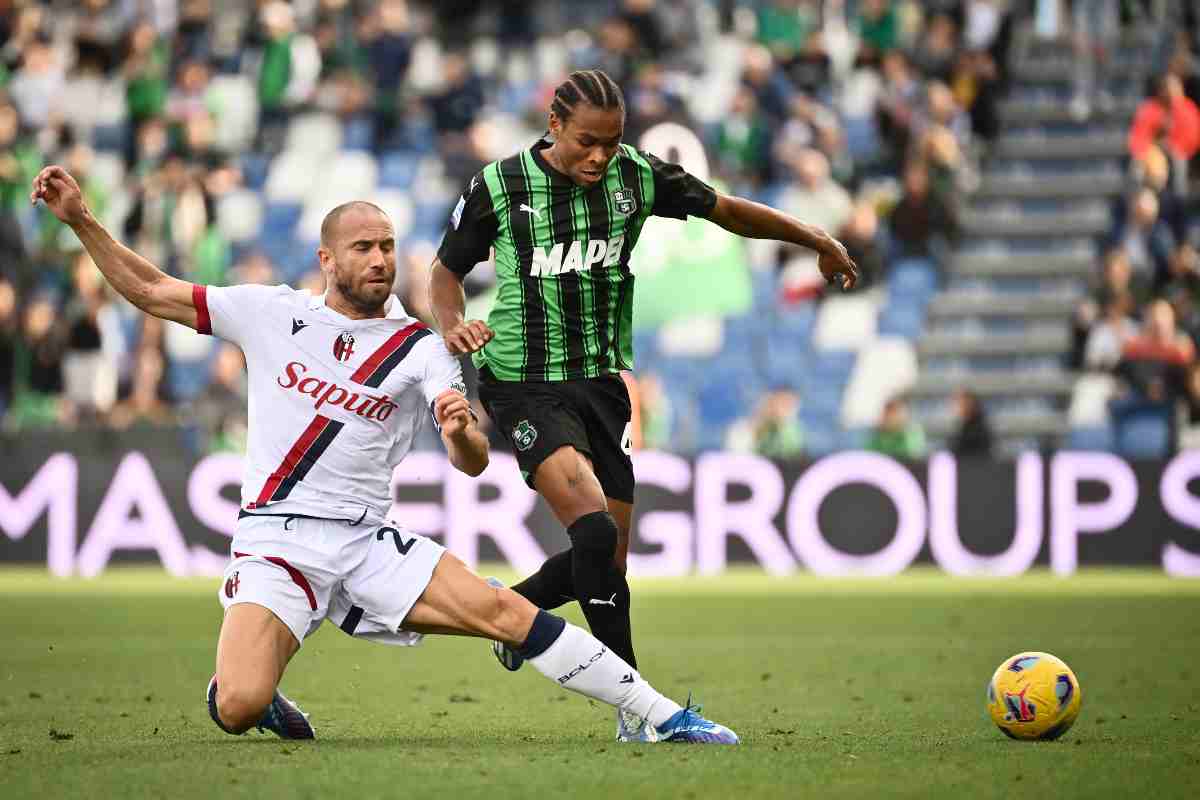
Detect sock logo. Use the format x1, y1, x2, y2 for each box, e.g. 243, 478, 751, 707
588, 593, 617, 607
619, 673, 635, 685
557, 647, 607, 684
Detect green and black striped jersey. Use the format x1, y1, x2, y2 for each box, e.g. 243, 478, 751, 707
437, 139, 717, 382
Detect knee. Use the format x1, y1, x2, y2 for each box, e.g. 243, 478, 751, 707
216, 681, 274, 733
568, 511, 619, 564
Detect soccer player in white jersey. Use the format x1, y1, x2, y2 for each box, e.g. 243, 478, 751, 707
31, 165, 738, 744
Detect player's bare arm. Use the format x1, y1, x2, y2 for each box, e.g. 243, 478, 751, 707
428, 257, 494, 355
30, 165, 200, 329
707, 192, 860, 291
435, 388, 489, 476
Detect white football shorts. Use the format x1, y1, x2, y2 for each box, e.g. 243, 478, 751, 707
217, 512, 446, 647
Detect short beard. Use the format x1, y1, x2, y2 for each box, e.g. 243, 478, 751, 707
334, 273, 387, 315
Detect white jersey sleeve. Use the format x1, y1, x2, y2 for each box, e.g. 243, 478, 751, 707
415, 335, 467, 431
195, 283, 292, 345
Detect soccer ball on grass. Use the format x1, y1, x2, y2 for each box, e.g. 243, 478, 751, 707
986, 651, 1082, 740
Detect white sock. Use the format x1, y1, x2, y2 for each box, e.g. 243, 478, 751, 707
526, 622, 682, 728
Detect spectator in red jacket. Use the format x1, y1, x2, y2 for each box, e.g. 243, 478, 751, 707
1117, 299, 1195, 404
1129, 74, 1200, 164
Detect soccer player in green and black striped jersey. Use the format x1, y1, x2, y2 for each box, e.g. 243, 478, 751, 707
430, 69, 858, 741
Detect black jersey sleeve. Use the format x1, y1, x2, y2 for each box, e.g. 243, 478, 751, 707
436, 172, 499, 276
643, 151, 718, 220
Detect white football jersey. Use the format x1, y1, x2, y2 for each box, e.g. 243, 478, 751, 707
194, 283, 464, 523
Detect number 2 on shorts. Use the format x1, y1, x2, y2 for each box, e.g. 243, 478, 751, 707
377, 526, 416, 556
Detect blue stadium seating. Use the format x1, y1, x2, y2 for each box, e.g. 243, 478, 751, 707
889, 258, 939, 297
167, 361, 210, 402
379, 152, 421, 189
260, 203, 302, 239
1066, 426, 1114, 451
877, 306, 925, 340
1112, 406, 1172, 458
240, 154, 271, 190
809, 349, 857, 383
342, 117, 375, 151
804, 425, 839, 457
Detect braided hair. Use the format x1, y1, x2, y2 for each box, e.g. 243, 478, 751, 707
550, 69, 625, 124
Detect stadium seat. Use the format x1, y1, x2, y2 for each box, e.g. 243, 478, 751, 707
843, 115, 881, 160
240, 154, 271, 190
876, 306, 924, 340
167, 360, 211, 402
379, 152, 421, 189
260, 202, 302, 240
803, 424, 839, 457
342, 117, 375, 151
803, 386, 843, 421
216, 190, 264, 245
839, 427, 869, 451
1066, 426, 1114, 451
776, 303, 817, 339
265, 151, 321, 203
321, 151, 380, 196
842, 337, 918, 428
809, 349, 858, 383
813, 295, 879, 351
889, 258, 939, 297
369, 190, 415, 242
720, 314, 766, 356
285, 112, 343, 156
1112, 405, 1172, 459
208, 75, 258, 153
89, 152, 126, 194
749, 268, 778, 311
1068, 374, 1117, 428
762, 346, 809, 392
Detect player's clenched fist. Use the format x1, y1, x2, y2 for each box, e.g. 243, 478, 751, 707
818, 238, 859, 292
434, 389, 473, 438
30, 166, 88, 227
443, 319, 494, 355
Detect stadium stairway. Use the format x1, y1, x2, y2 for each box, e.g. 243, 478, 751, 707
911, 25, 1156, 457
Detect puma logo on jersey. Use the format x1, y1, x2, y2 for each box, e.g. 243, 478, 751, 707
519, 203, 544, 220
588, 593, 617, 607
530, 234, 625, 277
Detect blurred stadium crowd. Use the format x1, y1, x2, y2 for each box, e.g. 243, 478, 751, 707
0, 0, 1196, 460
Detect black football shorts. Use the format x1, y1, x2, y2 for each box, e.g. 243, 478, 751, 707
477, 367, 634, 503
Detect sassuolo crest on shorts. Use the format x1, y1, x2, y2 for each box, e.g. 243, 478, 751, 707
512, 419, 537, 451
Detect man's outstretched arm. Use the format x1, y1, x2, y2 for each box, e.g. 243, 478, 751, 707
428, 257, 494, 355
706, 192, 860, 290
31, 165, 201, 329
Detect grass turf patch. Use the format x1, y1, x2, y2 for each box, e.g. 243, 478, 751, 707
1, 568, 1197, 799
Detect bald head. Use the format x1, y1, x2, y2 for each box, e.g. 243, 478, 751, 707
320, 201, 389, 248
316, 200, 397, 319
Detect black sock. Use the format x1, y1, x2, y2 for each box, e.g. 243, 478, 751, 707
511, 548, 576, 610
567, 511, 637, 669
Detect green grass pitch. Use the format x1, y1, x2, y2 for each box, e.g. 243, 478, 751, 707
1, 568, 1198, 799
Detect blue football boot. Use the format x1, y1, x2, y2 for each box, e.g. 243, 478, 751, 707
485, 577, 524, 672
206, 676, 315, 740
655, 696, 740, 744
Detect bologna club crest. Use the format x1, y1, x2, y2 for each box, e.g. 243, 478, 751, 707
224, 571, 240, 599
333, 331, 356, 362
